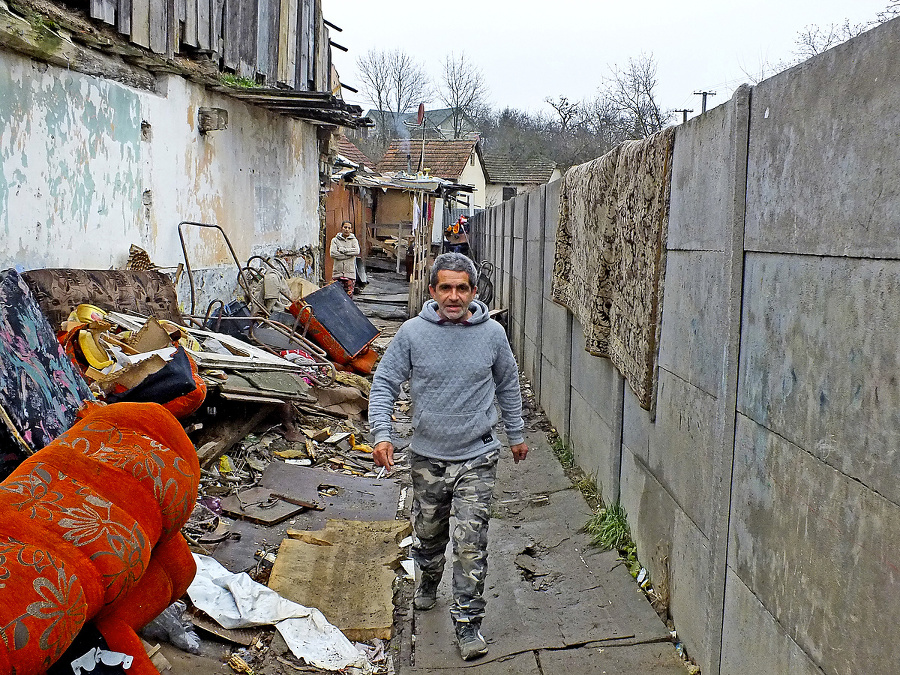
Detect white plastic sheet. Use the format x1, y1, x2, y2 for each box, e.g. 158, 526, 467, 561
187, 554, 371, 673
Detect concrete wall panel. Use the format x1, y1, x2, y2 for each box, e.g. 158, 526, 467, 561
738, 253, 900, 503
652, 368, 717, 534
541, 296, 571, 371
510, 195, 527, 357
569, 391, 614, 487
720, 571, 823, 675
729, 413, 900, 675
539, 356, 569, 439
570, 320, 618, 429
668, 98, 736, 251
621, 448, 715, 673
622, 387, 652, 466
745, 18, 900, 257
658, 250, 727, 396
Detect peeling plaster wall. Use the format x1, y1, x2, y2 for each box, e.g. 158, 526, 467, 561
0, 48, 320, 312
0, 55, 142, 268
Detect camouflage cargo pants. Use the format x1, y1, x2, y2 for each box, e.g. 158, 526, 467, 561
410, 449, 499, 623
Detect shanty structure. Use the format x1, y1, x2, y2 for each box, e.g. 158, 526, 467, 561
328, 142, 475, 314
379, 138, 487, 209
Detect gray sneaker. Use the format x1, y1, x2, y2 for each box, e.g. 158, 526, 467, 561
413, 574, 440, 611
455, 620, 488, 661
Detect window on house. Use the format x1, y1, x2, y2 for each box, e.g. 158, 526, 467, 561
502, 187, 517, 201
470, 153, 475, 166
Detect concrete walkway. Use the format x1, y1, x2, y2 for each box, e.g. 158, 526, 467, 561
402, 428, 689, 674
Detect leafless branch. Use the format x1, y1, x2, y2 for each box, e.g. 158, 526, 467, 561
438, 53, 488, 138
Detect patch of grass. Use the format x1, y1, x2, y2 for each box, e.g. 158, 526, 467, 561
573, 474, 601, 506
585, 501, 641, 575
585, 502, 630, 550
221, 73, 259, 88
550, 436, 574, 468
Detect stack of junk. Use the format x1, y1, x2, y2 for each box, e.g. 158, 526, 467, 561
0, 230, 392, 674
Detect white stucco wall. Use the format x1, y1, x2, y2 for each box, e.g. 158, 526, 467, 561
0, 48, 320, 311
458, 154, 486, 209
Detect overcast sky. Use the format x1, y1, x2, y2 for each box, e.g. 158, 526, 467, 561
325, 0, 890, 121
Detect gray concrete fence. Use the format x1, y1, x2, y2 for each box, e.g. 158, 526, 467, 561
470, 16, 900, 675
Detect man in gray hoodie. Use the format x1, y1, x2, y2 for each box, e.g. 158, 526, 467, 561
368, 252, 528, 661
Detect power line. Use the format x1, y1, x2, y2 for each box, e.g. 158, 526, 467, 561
674, 109, 693, 124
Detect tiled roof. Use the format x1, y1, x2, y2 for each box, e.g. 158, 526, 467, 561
336, 136, 375, 168
378, 138, 479, 181
483, 155, 557, 184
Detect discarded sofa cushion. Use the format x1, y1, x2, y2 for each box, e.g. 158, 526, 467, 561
0, 402, 199, 675
22, 268, 183, 329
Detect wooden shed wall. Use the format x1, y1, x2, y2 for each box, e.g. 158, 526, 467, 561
83, 0, 329, 91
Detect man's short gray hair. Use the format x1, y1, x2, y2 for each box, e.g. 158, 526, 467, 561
429, 252, 477, 288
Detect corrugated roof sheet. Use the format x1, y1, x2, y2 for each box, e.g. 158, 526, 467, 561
336, 137, 375, 168
483, 155, 557, 184
378, 138, 479, 181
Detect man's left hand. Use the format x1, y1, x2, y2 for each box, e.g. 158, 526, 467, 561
510, 442, 528, 463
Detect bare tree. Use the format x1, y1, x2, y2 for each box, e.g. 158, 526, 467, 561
388, 49, 431, 124
545, 96, 581, 134
602, 54, 671, 139
438, 53, 488, 138
878, 1, 900, 21
356, 48, 392, 143
356, 48, 431, 142
792, 19, 872, 60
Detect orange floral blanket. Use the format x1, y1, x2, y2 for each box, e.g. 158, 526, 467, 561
0, 402, 199, 674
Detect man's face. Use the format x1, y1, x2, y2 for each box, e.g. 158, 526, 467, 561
341, 222, 353, 236
429, 270, 476, 322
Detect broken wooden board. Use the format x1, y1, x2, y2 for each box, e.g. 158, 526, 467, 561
194, 402, 277, 468
220, 487, 306, 526
267, 519, 411, 641
186, 609, 258, 646
258, 462, 400, 523
209, 463, 401, 573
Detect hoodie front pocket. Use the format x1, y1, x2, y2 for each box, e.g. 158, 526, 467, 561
414, 409, 494, 450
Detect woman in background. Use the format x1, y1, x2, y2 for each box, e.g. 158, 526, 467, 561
329, 220, 360, 297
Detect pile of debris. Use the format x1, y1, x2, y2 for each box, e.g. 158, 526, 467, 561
0, 254, 416, 674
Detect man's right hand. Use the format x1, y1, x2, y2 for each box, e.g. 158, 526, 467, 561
373, 441, 395, 472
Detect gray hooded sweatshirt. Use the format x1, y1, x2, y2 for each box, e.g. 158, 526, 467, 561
368, 298, 525, 461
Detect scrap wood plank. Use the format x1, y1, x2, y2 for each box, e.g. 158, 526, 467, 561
267, 519, 411, 641
130, 0, 151, 47
258, 462, 400, 523
186, 609, 257, 646
194, 403, 276, 467
118, 0, 132, 34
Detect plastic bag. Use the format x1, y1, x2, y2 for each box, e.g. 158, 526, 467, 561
140, 600, 201, 654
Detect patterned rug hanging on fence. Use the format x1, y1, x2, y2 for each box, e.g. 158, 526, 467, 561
551, 126, 676, 411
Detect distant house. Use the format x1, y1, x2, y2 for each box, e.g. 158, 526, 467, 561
379, 138, 487, 209
357, 107, 478, 141
482, 156, 561, 206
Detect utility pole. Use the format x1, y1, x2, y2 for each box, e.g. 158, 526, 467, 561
674, 109, 693, 124
693, 91, 716, 114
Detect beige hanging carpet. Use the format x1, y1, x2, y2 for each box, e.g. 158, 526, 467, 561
551, 126, 676, 410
